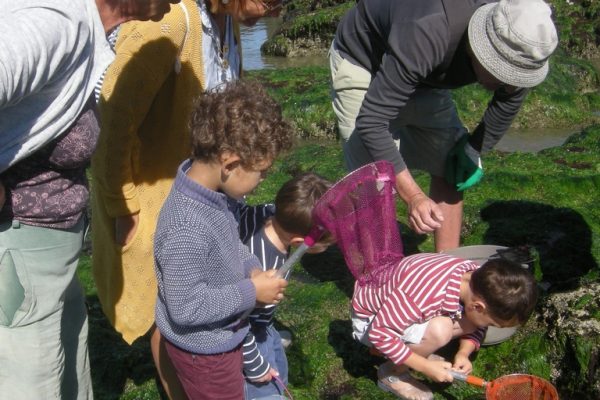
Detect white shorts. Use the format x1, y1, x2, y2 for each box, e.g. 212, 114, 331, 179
351, 308, 429, 347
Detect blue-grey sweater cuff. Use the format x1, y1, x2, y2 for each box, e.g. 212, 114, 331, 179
237, 279, 257, 313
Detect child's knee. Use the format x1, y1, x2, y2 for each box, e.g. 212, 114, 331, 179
424, 317, 453, 346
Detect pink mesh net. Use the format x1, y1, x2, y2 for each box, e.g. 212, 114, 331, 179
312, 161, 404, 286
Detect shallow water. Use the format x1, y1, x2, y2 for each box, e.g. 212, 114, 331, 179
494, 127, 577, 153
240, 17, 327, 70
241, 19, 578, 152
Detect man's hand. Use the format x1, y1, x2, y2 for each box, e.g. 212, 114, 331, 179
407, 193, 444, 234
115, 213, 139, 246
395, 169, 443, 234
445, 135, 484, 191
404, 353, 452, 383
452, 338, 476, 375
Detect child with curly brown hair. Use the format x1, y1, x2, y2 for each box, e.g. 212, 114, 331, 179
153, 80, 294, 399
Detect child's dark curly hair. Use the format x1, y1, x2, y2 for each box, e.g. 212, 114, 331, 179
189, 80, 294, 168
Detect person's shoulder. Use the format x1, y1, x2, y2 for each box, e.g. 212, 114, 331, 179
9, 0, 88, 16
5, 0, 95, 37
388, 0, 447, 21
401, 252, 449, 264
239, 203, 274, 240
118, 2, 190, 46
159, 196, 224, 237
399, 253, 476, 274
239, 203, 275, 221
387, 0, 451, 48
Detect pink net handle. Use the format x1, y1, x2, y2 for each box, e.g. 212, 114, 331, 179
313, 161, 404, 286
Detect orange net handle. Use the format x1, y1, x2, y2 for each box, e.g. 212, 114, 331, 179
450, 371, 487, 387
465, 375, 487, 387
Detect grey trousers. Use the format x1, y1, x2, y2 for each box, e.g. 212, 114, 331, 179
329, 41, 467, 177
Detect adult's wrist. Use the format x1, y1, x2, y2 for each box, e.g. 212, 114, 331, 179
395, 169, 424, 204
407, 192, 427, 207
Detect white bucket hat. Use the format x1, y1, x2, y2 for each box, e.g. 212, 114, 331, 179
468, 0, 558, 88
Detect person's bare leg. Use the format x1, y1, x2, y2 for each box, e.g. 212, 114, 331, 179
150, 325, 188, 400
429, 175, 463, 252
408, 316, 454, 358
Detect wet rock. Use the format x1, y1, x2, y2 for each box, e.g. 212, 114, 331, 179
541, 282, 600, 398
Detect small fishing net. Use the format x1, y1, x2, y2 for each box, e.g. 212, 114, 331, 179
486, 374, 559, 400
312, 161, 404, 286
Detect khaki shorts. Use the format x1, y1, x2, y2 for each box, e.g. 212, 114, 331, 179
329, 41, 467, 177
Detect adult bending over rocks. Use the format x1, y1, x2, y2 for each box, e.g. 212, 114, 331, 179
329, 0, 558, 251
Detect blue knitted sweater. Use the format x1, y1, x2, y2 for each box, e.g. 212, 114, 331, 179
154, 159, 259, 354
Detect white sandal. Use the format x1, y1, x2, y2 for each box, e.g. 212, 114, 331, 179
377, 369, 433, 400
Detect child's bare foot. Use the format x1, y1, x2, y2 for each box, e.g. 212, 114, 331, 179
377, 361, 433, 400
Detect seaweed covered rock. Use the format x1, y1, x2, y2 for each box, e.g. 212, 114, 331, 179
262, 0, 352, 57
264, 0, 600, 59
550, 0, 600, 59
542, 282, 600, 399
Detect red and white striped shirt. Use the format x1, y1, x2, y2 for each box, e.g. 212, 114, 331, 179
352, 253, 486, 364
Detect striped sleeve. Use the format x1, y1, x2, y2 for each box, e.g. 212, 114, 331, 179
462, 327, 486, 350
242, 331, 270, 379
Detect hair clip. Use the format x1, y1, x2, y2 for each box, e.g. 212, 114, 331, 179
222, 0, 229, 4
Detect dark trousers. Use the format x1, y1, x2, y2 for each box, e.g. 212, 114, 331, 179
165, 339, 244, 399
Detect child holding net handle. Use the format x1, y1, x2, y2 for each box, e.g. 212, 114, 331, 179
237, 172, 334, 399
311, 161, 539, 400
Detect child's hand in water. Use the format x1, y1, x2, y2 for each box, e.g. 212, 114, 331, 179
250, 367, 279, 383
251, 269, 287, 306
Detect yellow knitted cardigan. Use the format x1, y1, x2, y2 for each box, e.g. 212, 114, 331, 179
91, 0, 241, 344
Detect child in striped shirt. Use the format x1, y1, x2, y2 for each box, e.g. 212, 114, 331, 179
352, 252, 537, 400
238, 172, 334, 399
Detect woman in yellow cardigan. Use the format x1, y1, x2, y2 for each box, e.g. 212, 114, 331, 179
91, 0, 282, 398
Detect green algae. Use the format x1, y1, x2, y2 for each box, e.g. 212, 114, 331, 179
80, 126, 598, 399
